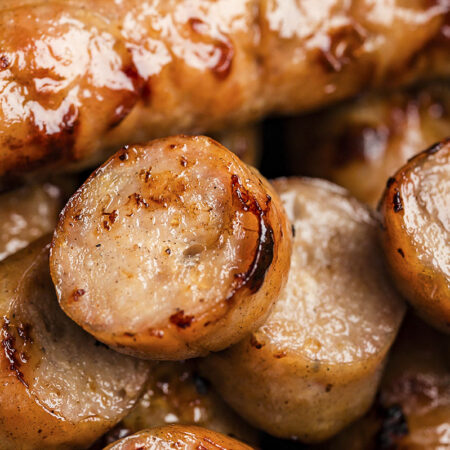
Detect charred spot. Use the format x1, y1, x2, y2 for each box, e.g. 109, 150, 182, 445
72, 288, 86, 302
165, 248, 171, 255
393, 190, 403, 213
118, 149, 129, 161
193, 373, 210, 395
274, 351, 287, 359
170, 310, 194, 329
0, 55, 10, 70
180, 156, 188, 167
326, 384, 333, 392
229, 175, 275, 299
17, 324, 32, 344
124, 332, 135, 338
129, 192, 149, 208
103, 220, 111, 231
291, 224, 296, 237
250, 335, 264, 349
376, 405, 409, 449
386, 177, 396, 188
397, 248, 405, 258
318, 22, 367, 73
1, 318, 28, 387
139, 168, 152, 183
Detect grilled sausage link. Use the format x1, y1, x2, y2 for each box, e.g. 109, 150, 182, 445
0, 0, 448, 176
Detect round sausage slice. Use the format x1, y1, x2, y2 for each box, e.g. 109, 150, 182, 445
103, 425, 253, 450
50, 135, 292, 360
200, 177, 405, 443
379, 139, 450, 333
0, 238, 148, 449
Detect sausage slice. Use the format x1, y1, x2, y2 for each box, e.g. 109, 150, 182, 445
379, 139, 450, 333
103, 425, 253, 450
0, 238, 148, 449
200, 178, 405, 442
50, 135, 292, 360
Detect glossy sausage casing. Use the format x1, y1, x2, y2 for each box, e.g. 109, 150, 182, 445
0, 0, 449, 176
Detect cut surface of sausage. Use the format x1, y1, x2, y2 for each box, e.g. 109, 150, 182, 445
50, 135, 292, 359
200, 177, 405, 442
380, 139, 450, 333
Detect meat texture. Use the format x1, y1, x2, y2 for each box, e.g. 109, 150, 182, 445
50, 135, 292, 360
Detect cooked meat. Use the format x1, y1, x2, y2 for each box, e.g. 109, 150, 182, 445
0, 0, 448, 176
285, 83, 450, 207
379, 139, 450, 333
0, 238, 148, 449
323, 314, 450, 450
103, 425, 254, 450
50, 135, 292, 360
99, 361, 260, 447
200, 177, 405, 443
0, 182, 67, 260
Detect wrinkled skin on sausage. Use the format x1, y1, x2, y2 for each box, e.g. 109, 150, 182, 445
0, 0, 448, 176
323, 314, 450, 450
103, 425, 254, 450
379, 139, 450, 333
285, 83, 450, 207
200, 178, 405, 443
0, 238, 149, 450
98, 361, 259, 447
0, 182, 67, 261
50, 135, 292, 360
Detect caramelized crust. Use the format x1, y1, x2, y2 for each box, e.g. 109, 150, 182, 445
50, 135, 292, 360
200, 177, 405, 443
104, 425, 254, 450
0, 238, 148, 449
379, 139, 450, 333
285, 83, 450, 207
0, 0, 448, 176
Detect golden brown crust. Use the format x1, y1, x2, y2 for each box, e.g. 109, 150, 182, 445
103, 425, 254, 450
0, 238, 148, 449
50, 135, 292, 359
285, 83, 450, 207
379, 139, 450, 333
0, 0, 449, 176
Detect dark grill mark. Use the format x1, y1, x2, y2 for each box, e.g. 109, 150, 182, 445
170, 310, 194, 329
397, 248, 405, 258
72, 288, 86, 302
386, 177, 396, 188
228, 175, 275, 300
1, 317, 28, 387
393, 190, 403, 213
376, 405, 409, 449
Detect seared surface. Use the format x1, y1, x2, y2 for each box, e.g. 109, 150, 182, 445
200, 177, 405, 442
0, 238, 148, 449
0, 0, 448, 176
50, 135, 292, 359
380, 139, 450, 333
104, 425, 254, 450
